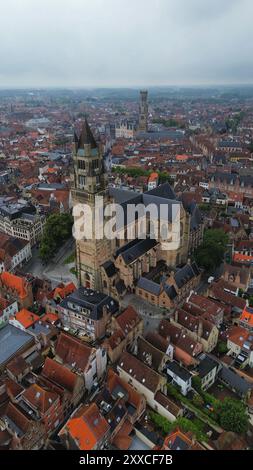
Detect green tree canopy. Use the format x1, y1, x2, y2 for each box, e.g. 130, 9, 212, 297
39, 213, 73, 263
218, 398, 249, 434
194, 228, 229, 272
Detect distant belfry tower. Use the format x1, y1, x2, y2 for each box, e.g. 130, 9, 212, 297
71, 119, 111, 290
138, 90, 148, 132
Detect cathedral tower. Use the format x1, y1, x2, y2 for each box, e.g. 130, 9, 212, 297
71, 119, 112, 290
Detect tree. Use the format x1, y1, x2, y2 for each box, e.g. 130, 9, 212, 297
194, 228, 229, 272
218, 398, 249, 434
192, 376, 202, 392
192, 394, 204, 408
216, 341, 229, 355
159, 172, 173, 185
175, 418, 206, 442
39, 213, 73, 263
203, 229, 228, 248
149, 411, 173, 435
149, 412, 206, 441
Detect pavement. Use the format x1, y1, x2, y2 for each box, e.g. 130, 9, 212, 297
121, 293, 172, 334
22, 238, 77, 287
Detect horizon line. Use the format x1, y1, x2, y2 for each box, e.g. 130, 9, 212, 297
1, 83, 253, 91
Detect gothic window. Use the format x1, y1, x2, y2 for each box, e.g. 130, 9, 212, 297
78, 160, 86, 170
103, 280, 107, 289
92, 159, 99, 170
78, 175, 86, 188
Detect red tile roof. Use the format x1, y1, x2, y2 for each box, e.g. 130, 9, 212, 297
14, 309, 39, 329
42, 357, 78, 393
115, 306, 142, 336
61, 403, 109, 450
0, 272, 28, 299
22, 383, 59, 414
55, 333, 94, 372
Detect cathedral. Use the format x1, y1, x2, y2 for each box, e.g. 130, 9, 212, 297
71, 120, 204, 301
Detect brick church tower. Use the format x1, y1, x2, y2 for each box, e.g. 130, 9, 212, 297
71, 119, 112, 290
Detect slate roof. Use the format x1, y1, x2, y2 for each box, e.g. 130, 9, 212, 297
219, 366, 253, 396
174, 262, 200, 289
60, 287, 118, 320
146, 183, 176, 200
137, 277, 161, 295
167, 361, 192, 382
102, 260, 117, 278
116, 238, 158, 265
109, 182, 182, 230
197, 354, 219, 378
165, 285, 178, 300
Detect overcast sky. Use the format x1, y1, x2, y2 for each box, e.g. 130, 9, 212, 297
0, 0, 252, 88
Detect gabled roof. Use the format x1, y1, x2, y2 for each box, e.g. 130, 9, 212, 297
219, 366, 253, 396
107, 368, 144, 410
115, 306, 142, 336
4, 402, 30, 437
146, 182, 176, 200
101, 260, 117, 278
55, 332, 94, 372
137, 277, 161, 296
159, 319, 200, 357
167, 361, 192, 382
42, 357, 79, 393
118, 352, 162, 393
137, 336, 166, 370
174, 262, 200, 289
22, 383, 59, 414
145, 331, 170, 353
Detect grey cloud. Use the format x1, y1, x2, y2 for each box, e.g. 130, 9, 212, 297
0, 0, 252, 87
